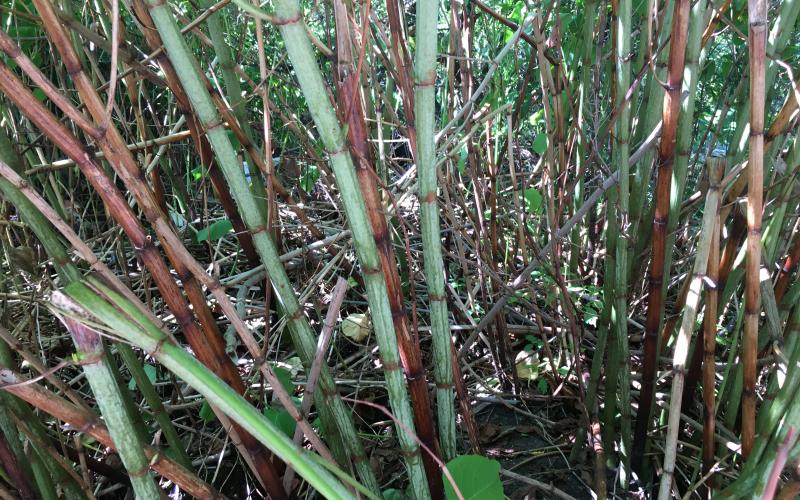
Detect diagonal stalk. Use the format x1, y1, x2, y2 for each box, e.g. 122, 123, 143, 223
0, 368, 223, 499
52, 300, 162, 500
0, 32, 287, 494
55, 281, 363, 500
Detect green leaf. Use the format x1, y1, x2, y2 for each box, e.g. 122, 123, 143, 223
443, 455, 504, 500
525, 335, 544, 350
199, 400, 216, 423
190, 166, 204, 182
196, 219, 233, 243
128, 364, 157, 391
79, 434, 98, 447
457, 145, 468, 175
272, 365, 294, 395
262, 406, 296, 438
537, 378, 549, 394
523, 188, 542, 214
528, 109, 545, 130
532, 133, 547, 155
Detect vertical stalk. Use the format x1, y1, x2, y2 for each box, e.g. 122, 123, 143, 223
611, 0, 632, 481
632, 0, 691, 469
656, 0, 709, 349
703, 210, 721, 495
415, 0, 457, 463
202, 0, 270, 221
742, 0, 767, 459
629, 0, 672, 267
572, 0, 597, 275
266, 0, 432, 494
657, 158, 722, 500
331, 3, 443, 493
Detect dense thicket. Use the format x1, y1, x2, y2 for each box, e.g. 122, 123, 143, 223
0, 0, 798, 498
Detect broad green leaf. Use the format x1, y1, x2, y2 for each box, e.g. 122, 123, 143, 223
532, 133, 548, 155
528, 109, 545, 129
443, 455, 504, 500
457, 145, 468, 175
523, 188, 542, 214
272, 365, 294, 395
537, 378, 549, 394
262, 406, 296, 438
79, 434, 98, 447
199, 400, 216, 423
191, 166, 204, 182
196, 219, 233, 243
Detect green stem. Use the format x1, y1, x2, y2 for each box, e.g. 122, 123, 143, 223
415, 0, 456, 462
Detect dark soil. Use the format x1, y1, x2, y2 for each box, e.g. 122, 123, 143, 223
474, 400, 593, 499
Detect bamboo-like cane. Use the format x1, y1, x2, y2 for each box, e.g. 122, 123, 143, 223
632, 0, 691, 470
703, 215, 721, 495
742, 0, 767, 459
716, 302, 800, 497
0, 45, 287, 496
654, 0, 710, 355
774, 224, 800, 305
611, 0, 633, 481
415, 0, 458, 464
658, 158, 723, 500
127, 0, 260, 265
331, 2, 444, 492
234, 0, 435, 495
